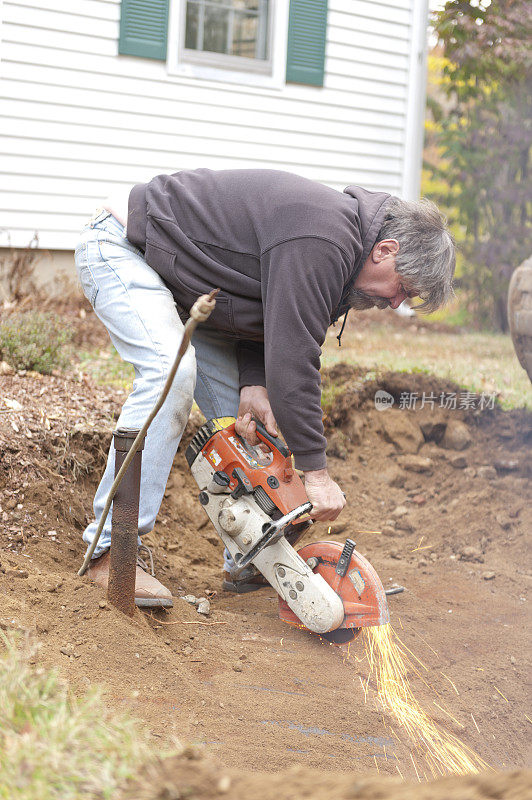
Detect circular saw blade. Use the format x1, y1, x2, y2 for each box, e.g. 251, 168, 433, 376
278, 540, 389, 639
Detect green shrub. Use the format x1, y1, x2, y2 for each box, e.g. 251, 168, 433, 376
0, 632, 160, 799
0, 311, 73, 373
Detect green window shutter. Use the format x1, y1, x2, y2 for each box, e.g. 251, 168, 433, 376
119, 0, 169, 60
286, 0, 328, 87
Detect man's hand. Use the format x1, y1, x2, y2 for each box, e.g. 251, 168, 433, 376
304, 468, 346, 522
236, 385, 278, 446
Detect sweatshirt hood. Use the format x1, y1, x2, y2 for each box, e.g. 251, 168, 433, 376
331, 186, 392, 325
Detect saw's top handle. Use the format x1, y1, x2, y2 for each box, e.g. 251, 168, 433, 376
252, 418, 290, 458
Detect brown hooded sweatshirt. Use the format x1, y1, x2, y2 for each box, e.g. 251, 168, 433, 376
127, 169, 390, 471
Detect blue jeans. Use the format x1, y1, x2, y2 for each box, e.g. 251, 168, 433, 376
75, 210, 240, 566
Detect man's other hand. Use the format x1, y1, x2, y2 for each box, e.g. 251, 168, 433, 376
236, 385, 278, 446
304, 468, 346, 522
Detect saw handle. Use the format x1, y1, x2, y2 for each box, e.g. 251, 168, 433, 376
252, 418, 291, 458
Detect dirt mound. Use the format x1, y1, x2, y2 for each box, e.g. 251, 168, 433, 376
1, 366, 531, 784
124, 751, 531, 800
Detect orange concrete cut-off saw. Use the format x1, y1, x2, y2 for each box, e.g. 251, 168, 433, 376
186, 417, 389, 643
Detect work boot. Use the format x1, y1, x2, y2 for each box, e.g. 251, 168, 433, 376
88, 545, 173, 608
222, 564, 270, 594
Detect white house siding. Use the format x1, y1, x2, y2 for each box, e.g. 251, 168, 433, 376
0, 0, 427, 250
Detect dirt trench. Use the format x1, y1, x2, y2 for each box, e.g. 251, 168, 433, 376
0, 365, 531, 793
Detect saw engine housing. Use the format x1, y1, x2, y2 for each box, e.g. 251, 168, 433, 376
186, 418, 389, 637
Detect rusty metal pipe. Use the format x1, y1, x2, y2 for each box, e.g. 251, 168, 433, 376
106, 428, 144, 616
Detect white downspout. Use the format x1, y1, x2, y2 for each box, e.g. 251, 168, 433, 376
401, 0, 430, 200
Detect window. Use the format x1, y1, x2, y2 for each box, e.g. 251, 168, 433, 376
120, 1, 328, 89
185, 0, 269, 61
181, 0, 272, 74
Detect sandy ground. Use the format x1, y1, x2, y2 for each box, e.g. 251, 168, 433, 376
0, 349, 531, 795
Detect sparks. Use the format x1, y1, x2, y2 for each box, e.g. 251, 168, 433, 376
354, 529, 382, 535
410, 751, 421, 782
412, 630, 439, 657
360, 625, 490, 776
433, 701, 464, 728
358, 674, 368, 704
394, 633, 429, 671
471, 713, 480, 733
390, 727, 401, 742
493, 686, 509, 703
373, 755, 380, 773
441, 672, 459, 695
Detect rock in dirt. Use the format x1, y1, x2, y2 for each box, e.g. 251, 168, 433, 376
217, 776, 232, 793
397, 454, 433, 474
396, 518, 414, 532
3, 397, 23, 411
5, 568, 28, 578
392, 505, 409, 518
419, 417, 447, 443
460, 546, 484, 563
496, 513, 512, 530
441, 420, 472, 451
183, 595, 197, 605
464, 466, 477, 478
0, 361, 15, 375
378, 466, 406, 487
329, 522, 347, 536
196, 598, 210, 616
494, 458, 520, 471
380, 413, 424, 454
98, 600, 107, 609
232, 663, 243, 672
477, 465, 497, 480
482, 571, 496, 580
449, 454, 467, 469
381, 526, 396, 537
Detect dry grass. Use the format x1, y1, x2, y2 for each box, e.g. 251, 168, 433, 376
322, 316, 532, 410
76, 315, 531, 411
0, 632, 167, 800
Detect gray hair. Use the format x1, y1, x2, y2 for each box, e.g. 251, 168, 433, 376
377, 196, 456, 313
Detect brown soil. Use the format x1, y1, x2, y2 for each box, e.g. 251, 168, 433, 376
1, 351, 531, 796
125, 751, 531, 800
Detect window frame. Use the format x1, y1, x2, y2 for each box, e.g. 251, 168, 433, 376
167, 0, 290, 89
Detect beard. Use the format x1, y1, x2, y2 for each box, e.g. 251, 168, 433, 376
347, 289, 391, 311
